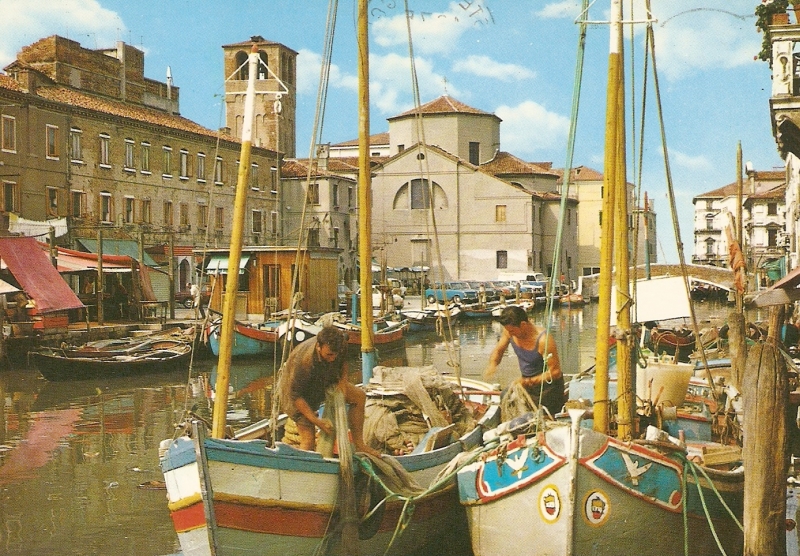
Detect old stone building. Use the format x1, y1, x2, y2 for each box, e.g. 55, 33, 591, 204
0, 35, 284, 298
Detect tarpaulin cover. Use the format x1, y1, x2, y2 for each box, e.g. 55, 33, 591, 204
0, 237, 84, 313
52, 245, 133, 274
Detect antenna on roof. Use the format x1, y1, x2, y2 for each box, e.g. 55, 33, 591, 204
166, 66, 173, 100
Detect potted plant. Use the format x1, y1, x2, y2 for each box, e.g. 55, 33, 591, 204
756, 0, 790, 64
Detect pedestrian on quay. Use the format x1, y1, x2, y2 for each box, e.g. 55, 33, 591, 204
189, 282, 205, 319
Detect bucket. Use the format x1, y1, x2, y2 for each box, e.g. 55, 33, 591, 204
636, 359, 694, 407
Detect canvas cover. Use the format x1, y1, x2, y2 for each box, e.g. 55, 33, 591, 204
0, 237, 84, 313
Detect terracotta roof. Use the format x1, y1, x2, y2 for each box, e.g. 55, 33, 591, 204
480, 152, 559, 177
32, 85, 240, 143
696, 170, 785, 199
389, 95, 498, 120
553, 166, 604, 182
746, 183, 786, 200
282, 159, 358, 180
0, 73, 23, 92
331, 132, 390, 148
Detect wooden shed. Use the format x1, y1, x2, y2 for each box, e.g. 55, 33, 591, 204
201, 246, 341, 320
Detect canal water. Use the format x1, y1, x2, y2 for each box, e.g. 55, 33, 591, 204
0, 300, 771, 555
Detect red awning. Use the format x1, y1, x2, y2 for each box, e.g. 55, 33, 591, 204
52, 246, 133, 274
0, 237, 84, 313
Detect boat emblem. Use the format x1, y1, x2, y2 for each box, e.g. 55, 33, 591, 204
506, 450, 529, 478
537, 485, 561, 523
621, 452, 652, 486
583, 490, 610, 526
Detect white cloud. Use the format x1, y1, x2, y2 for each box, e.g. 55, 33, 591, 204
537, 1, 584, 19
371, 3, 473, 56
0, 0, 125, 68
296, 49, 357, 96
495, 101, 570, 156
669, 148, 713, 172
369, 52, 456, 116
452, 55, 535, 81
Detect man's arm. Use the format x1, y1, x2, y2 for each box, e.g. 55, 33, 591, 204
485, 329, 511, 379
294, 397, 333, 435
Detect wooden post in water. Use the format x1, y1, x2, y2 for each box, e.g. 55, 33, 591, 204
728, 311, 746, 390
742, 304, 787, 555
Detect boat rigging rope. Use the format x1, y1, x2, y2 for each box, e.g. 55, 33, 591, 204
401, 0, 462, 387
536, 0, 591, 423
270, 0, 340, 445
643, 0, 718, 406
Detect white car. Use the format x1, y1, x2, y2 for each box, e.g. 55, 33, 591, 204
356, 286, 404, 310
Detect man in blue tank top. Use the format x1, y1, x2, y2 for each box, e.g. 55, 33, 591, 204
485, 305, 565, 416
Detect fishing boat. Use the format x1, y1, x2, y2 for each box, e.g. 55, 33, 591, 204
456, 3, 744, 554
400, 302, 462, 332
30, 336, 192, 381
205, 311, 321, 357
650, 325, 696, 361
159, 16, 500, 555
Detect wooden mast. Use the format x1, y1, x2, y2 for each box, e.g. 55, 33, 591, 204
211, 45, 258, 439
593, 0, 622, 434
357, 0, 376, 383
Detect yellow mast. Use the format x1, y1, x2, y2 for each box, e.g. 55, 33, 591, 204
357, 0, 376, 382
211, 45, 258, 439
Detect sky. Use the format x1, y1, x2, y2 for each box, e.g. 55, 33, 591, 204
0, 0, 785, 264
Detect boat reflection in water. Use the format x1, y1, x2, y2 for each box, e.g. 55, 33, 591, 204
0, 302, 758, 555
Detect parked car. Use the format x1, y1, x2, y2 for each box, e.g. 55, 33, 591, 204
466, 281, 499, 302
386, 278, 407, 297
337, 283, 353, 311
425, 281, 479, 305
175, 284, 212, 309
490, 281, 515, 298
356, 286, 404, 310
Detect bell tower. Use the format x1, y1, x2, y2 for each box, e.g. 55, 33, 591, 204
222, 36, 296, 157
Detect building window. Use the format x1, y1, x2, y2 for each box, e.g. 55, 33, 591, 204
705, 238, 715, 256
599, 211, 602, 226
252, 209, 263, 234
348, 186, 354, 208
71, 190, 86, 217
308, 182, 320, 205
214, 156, 224, 184
46, 187, 59, 217
2, 181, 19, 213
705, 215, 714, 230
215, 206, 224, 230
271, 211, 278, 235
198, 204, 208, 229
197, 153, 206, 182
250, 163, 259, 190
768, 203, 778, 216
45, 124, 59, 159
179, 149, 189, 179
469, 142, 479, 165
308, 228, 320, 247
1, 115, 15, 152
141, 198, 152, 224
69, 128, 82, 161
258, 51, 269, 80
141, 142, 151, 173
333, 183, 339, 208
99, 191, 113, 223
495, 205, 506, 222
496, 250, 508, 269
270, 167, 278, 193
163, 200, 173, 227
568, 208, 571, 225
124, 139, 135, 170
99, 134, 110, 167
768, 228, 778, 247
333, 227, 339, 248
411, 179, 430, 209
162, 146, 173, 177
179, 203, 190, 227
397, 144, 405, 153
124, 196, 135, 223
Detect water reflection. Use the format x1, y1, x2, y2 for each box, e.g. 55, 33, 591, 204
0, 301, 737, 554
